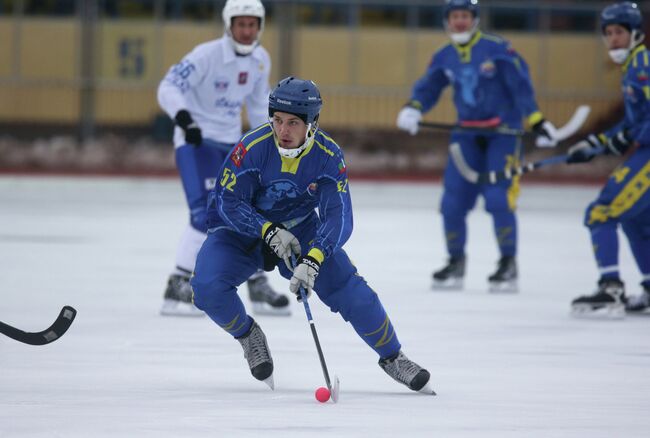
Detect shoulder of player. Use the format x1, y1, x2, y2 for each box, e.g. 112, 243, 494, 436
251, 45, 271, 62
478, 32, 512, 52
627, 45, 650, 76
313, 129, 343, 158
239, 123, 274, 151
190, 38, 223, 57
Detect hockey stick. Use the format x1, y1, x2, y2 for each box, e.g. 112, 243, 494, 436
0, 306, 76, 345
291, 256, 340, 403
450, 142, 606, 184
420, 105, 591, 142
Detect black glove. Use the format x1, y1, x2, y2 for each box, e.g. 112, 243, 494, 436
606, 130, 633, 156
174, 109, 202, 147
566, 134, 604, 164
531, 118, 558, 148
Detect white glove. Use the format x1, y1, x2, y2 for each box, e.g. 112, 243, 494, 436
532, 119, 559, 148
289, 256, 320, 301
262, 224, 301, 271
397, 106, 422, 136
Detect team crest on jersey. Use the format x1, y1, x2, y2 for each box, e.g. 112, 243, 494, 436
637, 70, 648, 81
238, 72, 248, 85
338, 160, 347, 174
214, 78, 229, 91
230, 142, 247, 167
479, 60, 496, 77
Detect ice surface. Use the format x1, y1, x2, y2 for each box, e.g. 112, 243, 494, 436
1, 176, 648, 437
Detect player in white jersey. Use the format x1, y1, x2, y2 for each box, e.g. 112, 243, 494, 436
157, 0, 290, 317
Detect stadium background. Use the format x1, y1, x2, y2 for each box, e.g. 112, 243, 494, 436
0, 0, 647, 179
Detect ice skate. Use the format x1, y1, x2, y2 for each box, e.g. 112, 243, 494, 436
571, 279, 626, 319
625, 285, 650, 313
432, 256, 465, 290
247, 273, 291, 316
237, 320, 274, 389
379, 351, 436, 395
160, 274, 204, 317
488, 256, 518, 293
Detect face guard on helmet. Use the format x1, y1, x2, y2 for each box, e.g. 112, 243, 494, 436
268, 77, 323, 158
443, 0, 480, 45
600, 2, 645, 64
222, 0, 265, 56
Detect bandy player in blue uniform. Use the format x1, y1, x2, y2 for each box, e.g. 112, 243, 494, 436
397, 0, 558, 293
568, 2, 650, 318
190, 77, 435, 394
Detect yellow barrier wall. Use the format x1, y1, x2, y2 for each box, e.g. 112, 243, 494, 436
0, 19, 623, 129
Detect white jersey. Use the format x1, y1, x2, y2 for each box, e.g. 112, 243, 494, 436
157, 36, 271, 147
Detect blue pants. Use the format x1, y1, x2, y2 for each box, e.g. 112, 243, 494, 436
191, 218, 402, 359
584, 147, 650, 286
440, 133, 521, 258
175, 140, 233, 233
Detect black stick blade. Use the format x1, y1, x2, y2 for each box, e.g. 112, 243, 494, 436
0, 305, 77, 345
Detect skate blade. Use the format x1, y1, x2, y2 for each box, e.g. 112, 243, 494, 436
418, 382, 437, 396
431, 278, 464, 291
330, 375, 340, 403
160, 300, 205, 317
263, 374, 275, 390
571, 304, 625, 319
488, 281, 518, 294
251, 302, 291, 317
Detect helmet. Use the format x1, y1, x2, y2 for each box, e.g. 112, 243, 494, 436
600, 2, 645, 64
222, 0, 265, 55
443, 0, 479, 18
601, 2, 643, 34
268, 77, 323, 125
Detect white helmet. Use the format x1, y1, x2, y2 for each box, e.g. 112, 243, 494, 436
222, 0, 265, 55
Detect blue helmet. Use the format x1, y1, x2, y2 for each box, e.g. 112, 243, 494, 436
601, 2, 643, 34
443, 0, 479, 18
268, 77, 323, 124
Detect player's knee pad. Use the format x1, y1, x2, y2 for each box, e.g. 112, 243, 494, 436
190, 276, 232, 311
190, 208, 208, 233
440, 192, 471, 218
583, 201, 617, 229
483, 186, 511, 214
333, 282, 380, 323
622, 219, 650, 241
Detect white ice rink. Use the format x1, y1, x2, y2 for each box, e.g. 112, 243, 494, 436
1, 175, 649, 437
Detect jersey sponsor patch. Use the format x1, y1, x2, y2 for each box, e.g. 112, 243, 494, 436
214, 78, 229, 91
230, 142, 247, 167
238, 72, 248, 85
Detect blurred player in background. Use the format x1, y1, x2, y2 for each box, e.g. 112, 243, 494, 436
157, 0, 290, 317
568, 1, 650, 318
396, 0, 557, 293
190, 77, 434, 394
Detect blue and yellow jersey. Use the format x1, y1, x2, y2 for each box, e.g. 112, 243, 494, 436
210, 123, 352, 260
604, 44, 650, 148
409, 31, 541, 128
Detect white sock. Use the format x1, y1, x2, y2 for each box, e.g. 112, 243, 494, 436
173, 225, 206, 276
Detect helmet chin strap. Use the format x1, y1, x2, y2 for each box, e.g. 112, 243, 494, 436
606, 29, 645, 64
445, 18, 479, 45
227, 35, 258, 56
273, 122, 317, 158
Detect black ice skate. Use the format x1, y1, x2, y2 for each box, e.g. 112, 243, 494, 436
625, 284, 650, 313
432, 256, 465, 290
488, 256, 518, 293
160, 274, 204, 317
237, 320, 274, 389
378, 351, 436, 395
247, 274, 291, 316
571, 279, 626, 319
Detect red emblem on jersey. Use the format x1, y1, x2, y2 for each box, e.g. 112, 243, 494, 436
230, 142, 247, 167
238, 72, 248, 85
